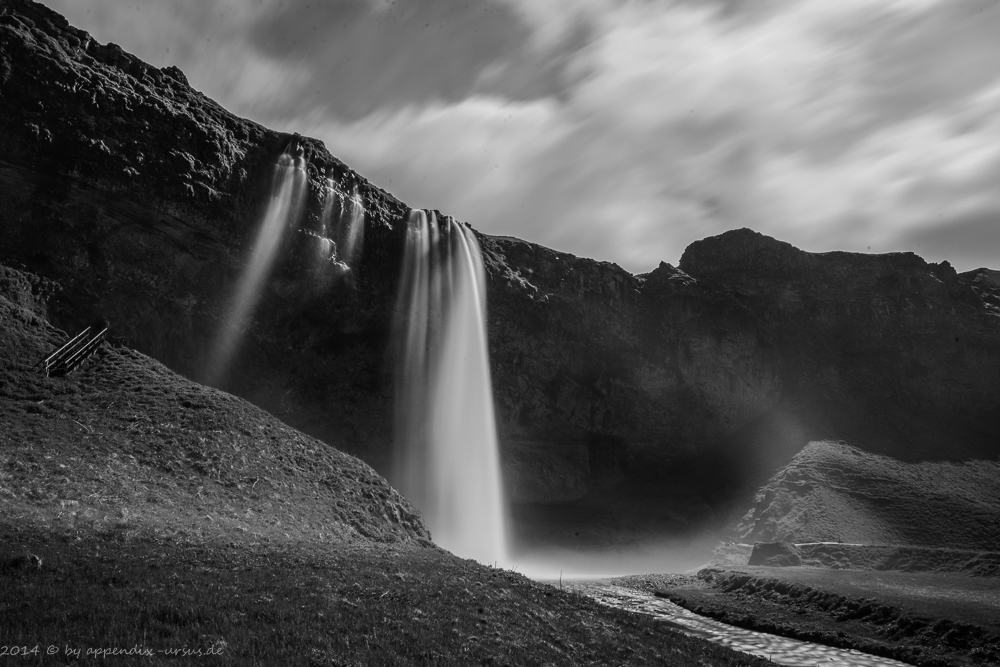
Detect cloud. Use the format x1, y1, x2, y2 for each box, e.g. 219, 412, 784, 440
38, 0, 1000, 272
746, 59, 1000, 257
40, 1, 282, 112
244, 0, 533, 120
239, 0, 593, 121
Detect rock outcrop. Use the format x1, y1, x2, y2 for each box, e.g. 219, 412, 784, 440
737, 441, 1000, 550
2, 1, 999, 539
0, 262, 428, 544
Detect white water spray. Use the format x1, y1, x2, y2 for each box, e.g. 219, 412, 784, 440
205, 146, 307, 385
394, 210, 508, 564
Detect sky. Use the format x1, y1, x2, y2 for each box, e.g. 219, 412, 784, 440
41, 0, 1000, 274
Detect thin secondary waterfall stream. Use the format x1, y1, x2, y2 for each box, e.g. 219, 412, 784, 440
206, 144, 308, 385
393, 210, 508, 565
318, 168, 365, 272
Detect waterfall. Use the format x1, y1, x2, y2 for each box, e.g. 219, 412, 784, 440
318, 173, 365, 271
335, 183, 365, 269
205, 145, 307, 385
394, 210, 508, 564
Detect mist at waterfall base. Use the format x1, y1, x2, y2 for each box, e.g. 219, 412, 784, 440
514, 534, 725, 581
393, 210, 508, 566
204, 150, 307, 386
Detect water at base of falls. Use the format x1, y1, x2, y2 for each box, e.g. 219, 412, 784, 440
205, 150, 307, 386
393, 210, 508, 565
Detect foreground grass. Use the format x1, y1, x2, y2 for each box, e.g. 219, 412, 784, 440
616, 567, 1000, 667
1, 525, 777, 667
721, 565, 1000, 629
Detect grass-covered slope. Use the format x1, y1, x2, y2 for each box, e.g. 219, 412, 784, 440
737, 440, 1000, 549
0, 263, 426, 545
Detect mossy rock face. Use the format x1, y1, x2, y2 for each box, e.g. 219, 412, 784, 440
2, 0, 1000, 540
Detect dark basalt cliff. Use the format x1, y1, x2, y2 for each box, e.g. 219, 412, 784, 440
2, 1, 999, 540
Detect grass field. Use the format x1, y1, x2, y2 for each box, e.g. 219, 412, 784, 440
733, 566, 1000, 630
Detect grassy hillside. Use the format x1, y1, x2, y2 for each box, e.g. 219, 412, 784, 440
736, 440, 1000, 549
0, 263, 770, 666
0, 264, 427, 546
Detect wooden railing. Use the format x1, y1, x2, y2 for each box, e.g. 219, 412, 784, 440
35, 326, 108, 376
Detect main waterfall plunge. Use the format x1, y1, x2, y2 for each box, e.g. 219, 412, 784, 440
393, 210, 509, 565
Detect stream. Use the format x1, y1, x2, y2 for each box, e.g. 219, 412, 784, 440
566, 582, 911, 667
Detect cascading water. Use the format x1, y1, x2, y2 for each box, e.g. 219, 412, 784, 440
394, 210, 508, 564
320, 174, 364, 270
305, 171, 366, 288
205, 142, 308, 385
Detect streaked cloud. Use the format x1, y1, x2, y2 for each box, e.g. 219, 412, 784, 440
42, 0, 1000, 272
243, 0, 581, 119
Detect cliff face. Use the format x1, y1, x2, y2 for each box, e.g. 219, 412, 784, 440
481, 241, 782, 506
2, 1, 999, 537
680, 232, 1000, 466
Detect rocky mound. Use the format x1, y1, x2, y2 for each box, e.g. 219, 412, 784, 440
1, 0, 999, 537
0, 263, 427, 544
737, 441, 1000, 549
